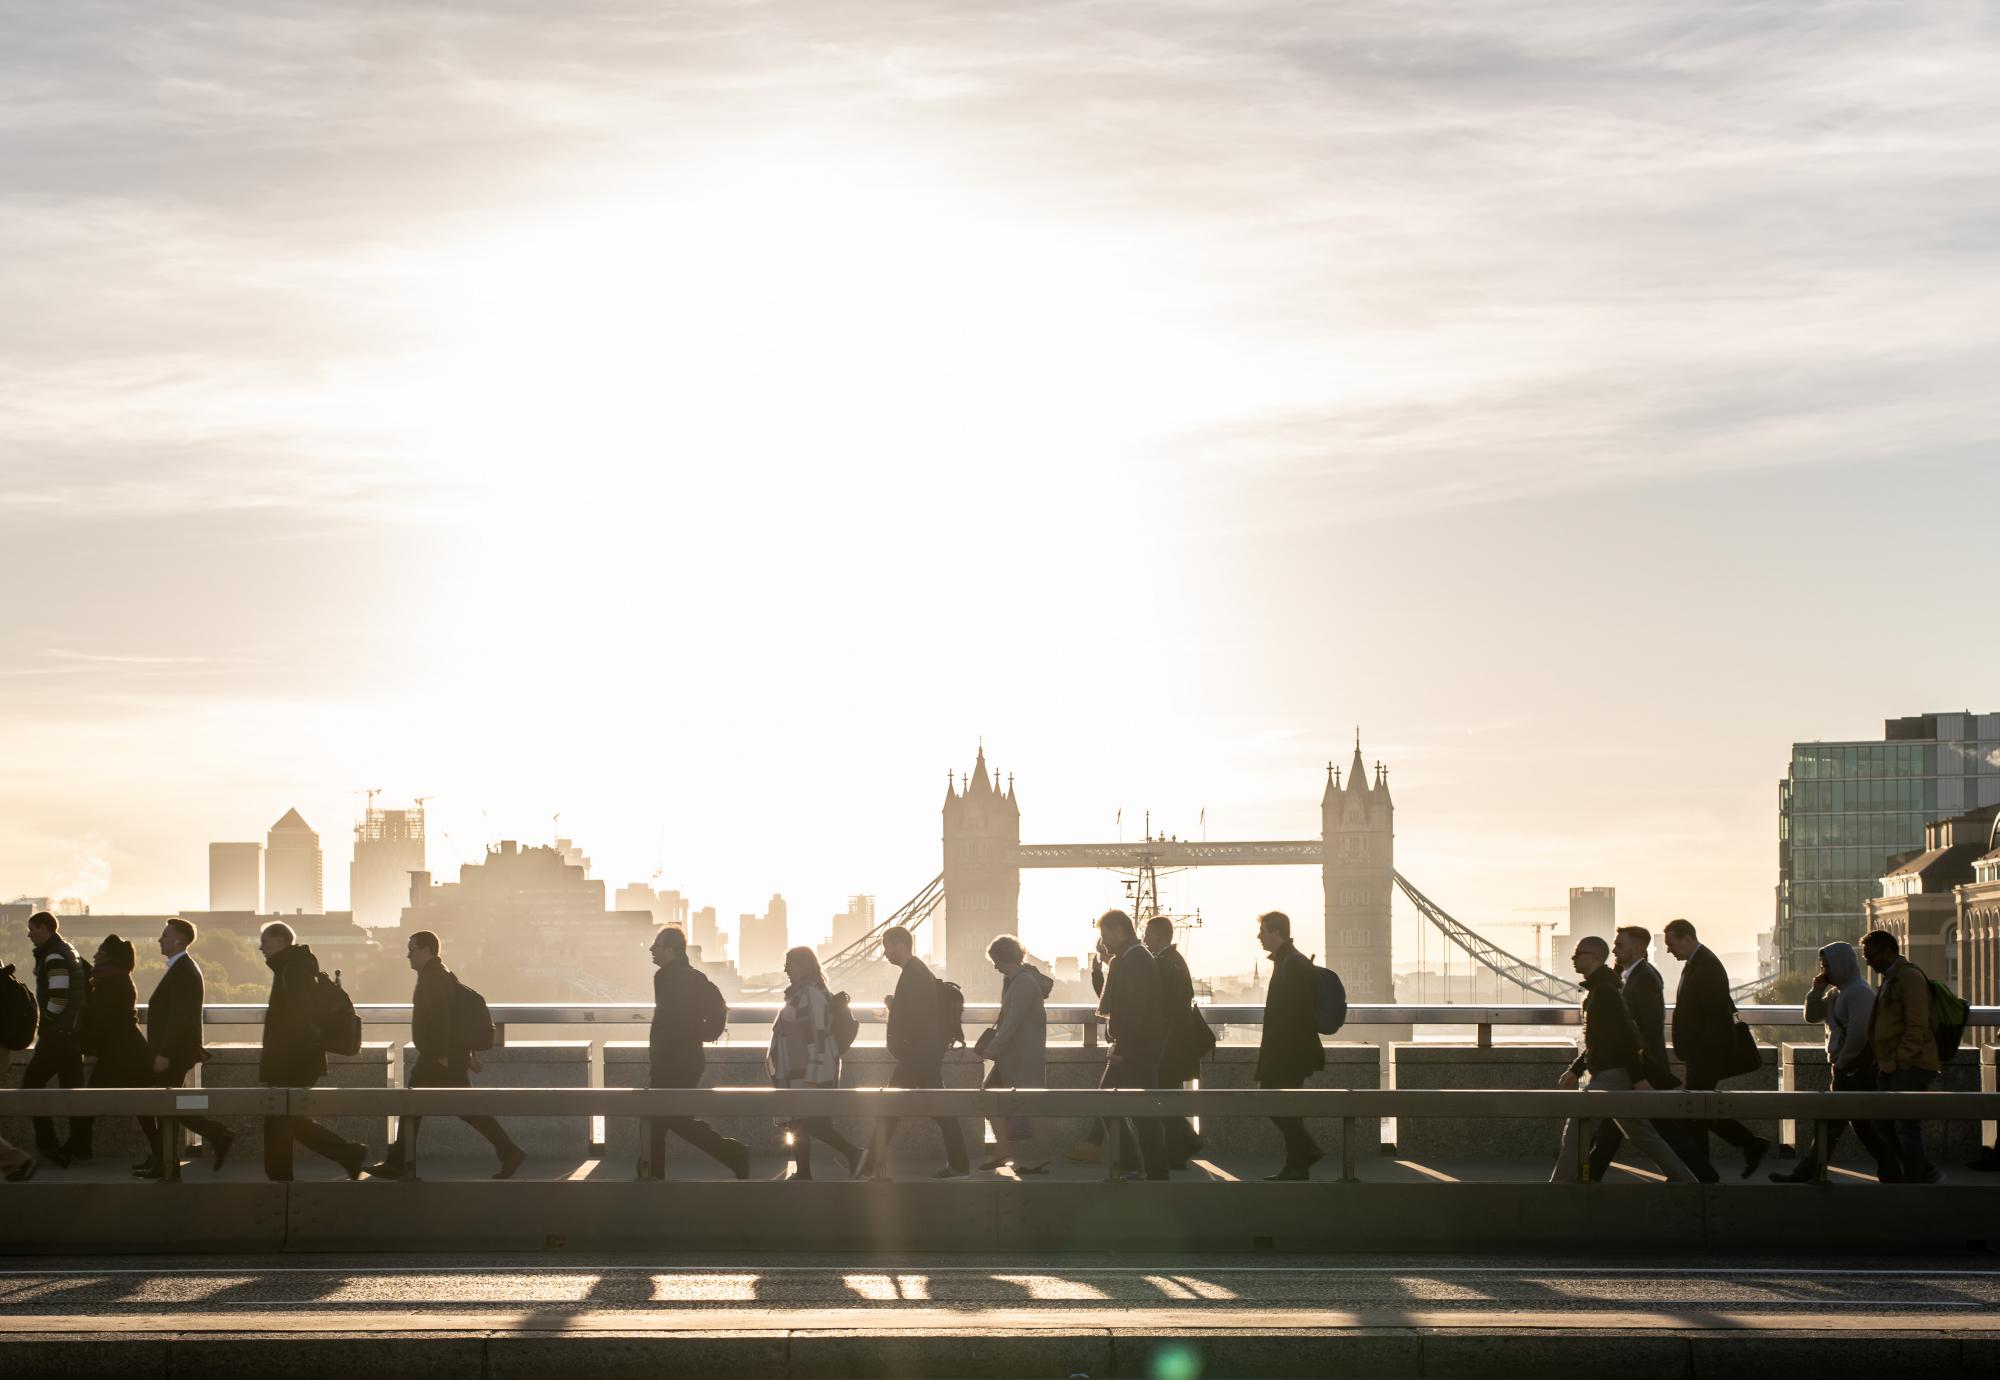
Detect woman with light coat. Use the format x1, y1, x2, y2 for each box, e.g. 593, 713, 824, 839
767, 946, 863, 1179
978, 934, 1053, 1174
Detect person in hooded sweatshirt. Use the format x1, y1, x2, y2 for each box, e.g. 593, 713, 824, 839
978, 934, 1053, 1174
258, 922, 368, 1181
1772, 941, 1901, 1182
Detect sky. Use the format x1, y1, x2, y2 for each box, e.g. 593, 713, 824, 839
3, 2, 1998, 982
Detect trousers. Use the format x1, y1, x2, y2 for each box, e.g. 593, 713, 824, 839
870, 1058, 970, 1175
1551, 1067, 1696, 1183
390, 1058, 519, 1169
1101, 1048, 1167, 1180
21, 1034, 83, 1155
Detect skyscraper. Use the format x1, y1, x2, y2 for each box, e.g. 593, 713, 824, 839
265, 808, 324, 915
827, 894, 877, 955
208, 842, 262, 912
1567, 887, 1616, 948
738, 893, 789, 981
350, 802, 425, 928
689, 905, 722, 961
1775, 710, 2000, 976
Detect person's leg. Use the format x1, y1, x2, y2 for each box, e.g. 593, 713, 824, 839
1549, 1111, 1586, 1183
22, 1037, 81, 1157
1615, 1115, 1697, 1183
1888, 1067, 1938, 1180
1586, 1120, 1625, 1182
652, 1059, 747, 1175
808, 1117, 864, 1166
868, 1115, 899, 1177
291, 1116, 362, 1172
0, 1051, 27, 1178
264, 1115, 296, 1181
1131, 1054, 1168, 1179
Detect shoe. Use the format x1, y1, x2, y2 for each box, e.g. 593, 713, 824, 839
1965, 1149, 2000, 1173
723, 1140, 751, 1181
1740, 1138, 1771, 1179
1062, 1141, 1101, 1164
339, 1146, 367, 1181
932, 1167, 969, 1180
4, 1159, 35, 1183
131, 1156, 160, 1176
1016, 1163, 1050, 1175
1263, 1166, 1311, 1181
363, 1160, 405, 1180
1186, 1132, 1206, 1158
209, 1130, 236, 1174
1302, 1147, 1326, 1172
493, 1148, 526, 1181
1768, 1166, 1815, 1184
132, 1165, 164, 1180
978, 1156, 1010, 1172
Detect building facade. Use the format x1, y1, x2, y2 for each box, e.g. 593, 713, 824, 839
350, 803, 425, 929
738, 893, 789, 982
1321, 740, 1395, 1002
1956, 823, 2000, 1022
264, 808, 323, 916
207, 842, 262, 912
1864, 804, 2000, 990
1776, 711, 2000, 977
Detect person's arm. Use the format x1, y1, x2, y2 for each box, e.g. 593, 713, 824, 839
1894, 969, 1932, 1066
1803, 978, 1830, 1024
987, 982, 1025, 1057
44, 952, 80, 1034
1832, 989, 1872, 1070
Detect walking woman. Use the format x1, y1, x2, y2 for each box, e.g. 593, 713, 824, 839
71, 934, 154, 1163
767, 946, 863, 1179
979, 934, 1052, 1174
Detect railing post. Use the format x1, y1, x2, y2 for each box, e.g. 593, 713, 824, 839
1811, 1120, 1830, 1183
1476, 1022, 1493, 1049
1341, 1116, 1357, 1183
1082, 1017, 1098, 1050
492, 1023, 507, 1048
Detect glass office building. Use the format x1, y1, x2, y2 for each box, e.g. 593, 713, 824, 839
1775, 711, 2000, 976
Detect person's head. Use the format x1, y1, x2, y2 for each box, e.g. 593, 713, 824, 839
651, 926, 687, 967
1818, 941, 1861, 987
784, 945, 823, 989
1256, 910, 1291, 957
95, 933, 136, 973
1143, 915, 1174, 955
26, 910, 57, 946
1097, 909, 1136, 952
1860, 929, 1899, 974
407, 930, 440, 972
881, 924, 914, 967
159, 917, 196, 959
1611, 925, 1650, 969
1661, 918, 1698, 961
1571, 934, 1610, 977
988, 933, 1024, 974
259, 920, 296, 959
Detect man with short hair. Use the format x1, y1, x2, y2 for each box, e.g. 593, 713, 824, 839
1145, 914, 1204, 1169
1096, 909, 1168, 1181
133, 917, 236, 1179
258, 921, 369, 1181
860, 924, 969, 1179
1254, 911, 1325, 1180
21, 911, 85, 1165
643, 926, 750, 1180
367, 932, 523, 1181
1861, 929, 1943, 1184
1662, 918, 1770, 1179
1587, 925, 1703, 1182
1552, 936, 1694, 1182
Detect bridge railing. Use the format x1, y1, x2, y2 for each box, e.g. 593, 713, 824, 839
9, 1085, 1998, 1184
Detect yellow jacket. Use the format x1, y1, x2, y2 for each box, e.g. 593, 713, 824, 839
1868, 958, 1940, 1073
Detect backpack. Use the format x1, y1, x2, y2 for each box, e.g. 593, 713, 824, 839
1309, 959, 1347, 1036
694, 970, 729, 1042
67, 953, 93, 1028
1929, 977, 1969, 1063
453, 979, 496, 1054
830, 990, 861, 1053
313, 969, 363, 1057
0, 964, 36, 1050
936, 978, 967, 1049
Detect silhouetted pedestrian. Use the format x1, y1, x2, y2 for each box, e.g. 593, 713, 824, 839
258, 922, 369, 1181
767, 946, 863, 1180
0, 1047, 35, 1181
135, 918, 234, 1178
1772, 941, 1899, 1182
1587, 926, 1701, 1180
367, 932, 523, 1182
1862, 929, 1943, 1184
1096, 909, 1168, 1181
978, 934, 1052, 1175
642, 926, 749, 1180
20, 911, 86, 1166
860, 924, 970, 1179
1552, 936, 1695, 1183
1254, 910, 1324, 1180
1146, 915, 1206, 1169
69, 934, 151, 1164
1663, 918, 1770, 1178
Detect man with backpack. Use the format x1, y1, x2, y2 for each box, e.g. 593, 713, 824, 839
859, 923, 969, 1180
643, 926, 749, 1180
1255, 910, 1325, 1180
20, 910, 87, 1167
258, 921, 370, 1181
366, 931, 523, 1182
1, 954, 42, 1180
1861, 929, 1944, 1184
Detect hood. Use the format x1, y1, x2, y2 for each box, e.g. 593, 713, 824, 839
1008, 963, 1055, 999
1819, 941, 1863, 987
267, 943, 319, 978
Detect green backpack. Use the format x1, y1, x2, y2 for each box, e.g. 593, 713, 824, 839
1928, 977, 1969, 1063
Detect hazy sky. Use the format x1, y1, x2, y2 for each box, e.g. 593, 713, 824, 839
4, 2, 1997, 980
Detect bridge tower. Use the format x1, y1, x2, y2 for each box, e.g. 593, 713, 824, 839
940, 745, 1020, 998
1322, 735, 1395, 1001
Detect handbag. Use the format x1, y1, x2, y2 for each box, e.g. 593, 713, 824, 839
1719, 1020, 1762, 1079
1183, 1005, 1217, 1062
973, 1026, 996, 1059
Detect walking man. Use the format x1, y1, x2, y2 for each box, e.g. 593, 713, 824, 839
1145, 915, 1205, 1169
20, 911, 86, 1166
1096, 909, 1168, 1181
1587, 925, 1701, 1181
1772, 941, 1898, 1182
860, 924, 969, 1180
134, 918, 235, 1178
1552, 936, 1695, 1183
259, 922, 369, 1181
1254, 911, 1324, 1180
1861, 929, 1943, 1183
643, 926, 750, 1180
367, 931, 524, 1182
1662, 918, 1771, 1178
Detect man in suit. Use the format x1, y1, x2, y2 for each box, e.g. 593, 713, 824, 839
1663, 918, 1770, 1179
1254, 910, 1325, 1180
134, 917, 235, 1178
1095, 909, 1168, 1181
1145, 915, 1204, 1169
1588, 925, 1706, 1182
860, 924, 968, 1180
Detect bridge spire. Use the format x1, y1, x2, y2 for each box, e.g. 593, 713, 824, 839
1322, 759, 1339, 807
1347, 733, 1369, 793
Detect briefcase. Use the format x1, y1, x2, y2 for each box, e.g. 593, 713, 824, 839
1719, 1020, 1762, 1079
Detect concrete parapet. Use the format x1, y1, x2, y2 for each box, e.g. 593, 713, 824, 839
1782, 1044, 1985, 1166
399, 1042, 589, 1166
1, 1051, 153, 1158
199, 1043, 393, 1156
1191, 1045, 1383, 1158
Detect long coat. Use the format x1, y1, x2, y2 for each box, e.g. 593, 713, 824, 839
1154, 944, 1204, 1084
1670, 944, 1738, 1073
985, 964, 1052, 1086
79, 967, 152, 1085
259, 944, 329, 1087
1254, 942, 1324, 1087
